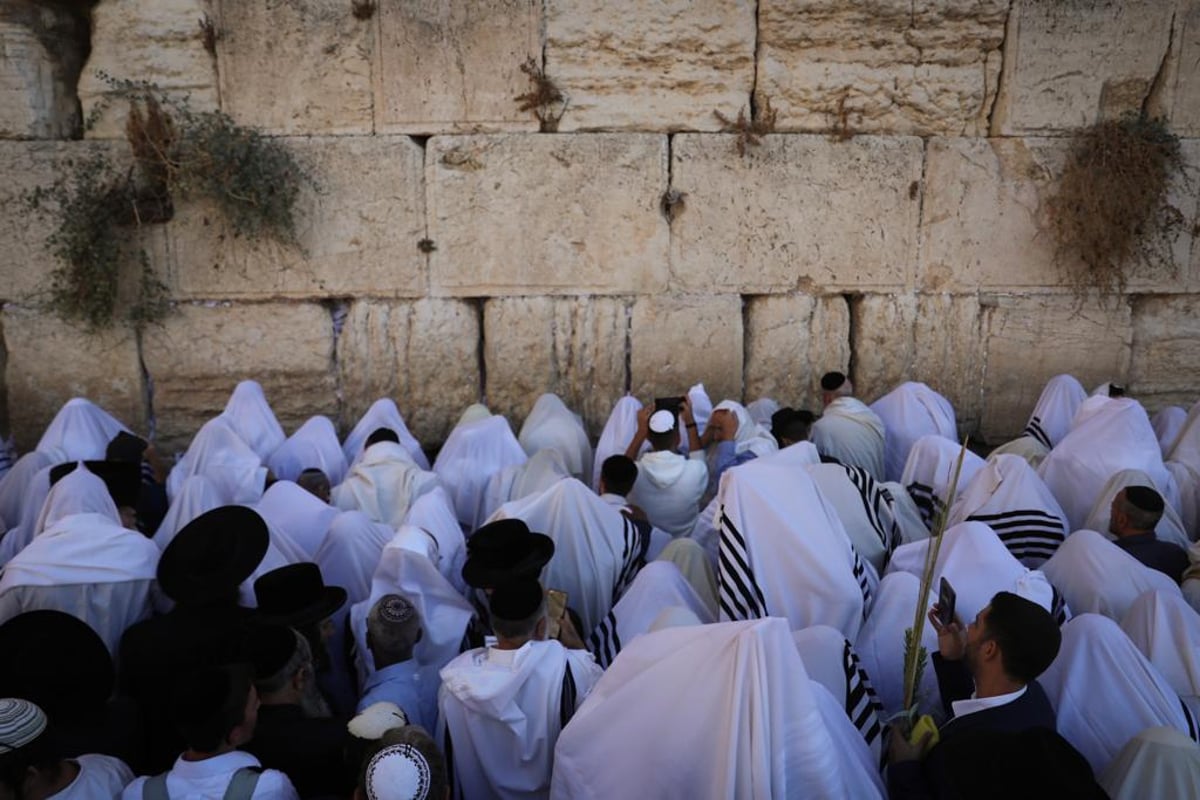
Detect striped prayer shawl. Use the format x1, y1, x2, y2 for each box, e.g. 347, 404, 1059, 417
718, 505, 768, 621
966, 508, 1066, 567
588, 609, 623, 669
1182, 698, 1199, 743
612, 515, 643, 601
844, 465, 900, 558
1022, 415, 1053, 450
906, 481, 943, 530
842, 638, 884, 755
851, 549, 874, 619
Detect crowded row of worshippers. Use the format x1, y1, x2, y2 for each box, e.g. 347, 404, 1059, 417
0, 370, 1199, 799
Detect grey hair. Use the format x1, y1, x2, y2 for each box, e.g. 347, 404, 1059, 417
257, 629, 310, 695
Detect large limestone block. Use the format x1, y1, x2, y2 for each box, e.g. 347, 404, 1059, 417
1169, 3, 1200, 136
744, 293, 850, 411
630, 294, 743, 408
165, 135, 426, 299
0, 3, 88, 139
142, 303, 336, 454
1130, 295, 1200, 411
978, 295, 1132, 443
215, 0, 373, 135
992, 0, 1175, 135
670, 134, 922, 293
2, 306, 146, 450
482, 296, 626, 436
546, 0, 756, 132
375, 0, 540, 134
337, 299, 480, 448
756, 0, 1008, 136
78, 0, 218, 139
428, 134, 669, 296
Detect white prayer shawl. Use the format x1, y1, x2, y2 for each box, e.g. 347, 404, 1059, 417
0, 466, 52, 566
745, 397, 779, 427
853, 571, 941, 721
1153, 406, 1188, 459
987, 435, 1050, 469
1098, 726, 1200, 800
899, 434, 985, 531
0, 451, 51, 531
1082, 468, 1191, 550
403, 486, 468, 595
806, 462, 899, 574
879, 481, 932, 546
1041, 529, 1182, 623
33, 464, 122, 536
488, 478, 642, 633
342, 398, 430, 470
313, 511, 395, 612
1039, 397, 1181, 531
479, 449, 572, 531
1120, 590, 1200, 701
331, 442, 439, 528
947, 453, 1068, 567
166, 417, 267, 506
716, 444, 874, 640
685, 383, 713, 448
433, 414, 527, 531
1164, 460, 1200, 542
810, 396, 887, 481
266, 415, 347, 485
712, 400, 779, 458
869, 382, 957, 483
586, 561, 714, 669
256, 481, 339, 560
218, 380, 286, 462
589, 395, 644, 491
791, 625, 885, 765
152, 475, 223, 552
456, 403, 492, 427
1022, 374, 1087, 450
1039, 613, 1199, 774
35, 397, 130, 463
236, 522, 305, 609
550, 619, 886, 800
517, 394, 593, 486
441, 640, 603, 800
654, 537, 718, 617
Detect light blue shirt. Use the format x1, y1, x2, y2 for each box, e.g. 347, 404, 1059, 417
357, 660, 435, 733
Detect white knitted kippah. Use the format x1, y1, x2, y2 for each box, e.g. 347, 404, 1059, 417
365, 743, 432, 800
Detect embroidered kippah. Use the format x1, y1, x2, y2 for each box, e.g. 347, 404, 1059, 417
376, 594, 418, 625
366, 743, 432, 800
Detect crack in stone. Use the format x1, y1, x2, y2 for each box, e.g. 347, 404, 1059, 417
987, 0, 1016, 137
749, 0, 761, 119
1141, 11, 1176, 118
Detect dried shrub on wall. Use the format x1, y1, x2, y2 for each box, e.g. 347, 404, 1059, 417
515, 57, 568, 132
714, 97, 778, 157
1047, 113, 1185, 295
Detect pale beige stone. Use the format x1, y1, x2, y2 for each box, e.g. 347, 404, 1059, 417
428, 134, 669, 296
670, 134, 922, 293
337, 299, 480, 447
0, 3, 86, 140
142, 303, 336, 454
2, 306, 146, 450
482, 296, 626, 436
630, 294, 743, 408
1168, 2, 1200, 136
215, 0, 373, 135
375, 0, 540, 134
992, 0, 1174, 135
744, 293, 850, 411
1130, 295, 1200, 411
78, 0, 218, 140
546, 0, 756, 132
165, 135, 426, 299
757, 0, 1009, 136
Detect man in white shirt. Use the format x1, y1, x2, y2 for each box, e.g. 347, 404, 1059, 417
810, 371, 887, 481
624, 400, 708, 538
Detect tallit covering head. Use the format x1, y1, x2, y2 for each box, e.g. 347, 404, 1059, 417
33, 463, 121, 535
479, 449, 572, 529
218, 380, 286, 461
517, 393, 594, 486
1039, 613, 1198, 774
791, 625, 885, 764
745, 397, 780, 427
455, 403, 492, 427
550, 619, 886, 800
1099, 726, 1200, 800
1042, 529, 1181, 622
987, 434, 1050, 469
35, 398, 130, 463
402, 486, 468, 594
314, 511, 398, 612
255, 480, 339, 560
1083, 469, 1191, 550
1119, 590, 1200, 701
433, 413, 526, 531
332, 442, 439, 529
166, 417, 268, 506
152, 474, 223, 552
683, 383, 713, 453
805, 462, 900, 574
591, 395, 644, 490
1022, 374, 1088, 450
853, 571, 941, 720
0, 452, 52, 532
1153, 406, 1188, 459
267, 415, 347, 485
343, 399, 429, 470
869, 382, 958, 483
712, 400, 779, 458
899, 434, 985, 530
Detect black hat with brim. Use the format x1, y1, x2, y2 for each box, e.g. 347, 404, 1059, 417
462, 518, 555, 589
50, 460, 141, 509
158, 506, 270, 605
253, 562, 347, 628
0, 610, 114, 718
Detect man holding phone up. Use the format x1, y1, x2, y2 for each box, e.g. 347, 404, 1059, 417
623, 397, 708, 538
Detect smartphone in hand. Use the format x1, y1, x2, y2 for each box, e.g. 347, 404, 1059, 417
937, 577, 957, 628
545, 588, 568, 639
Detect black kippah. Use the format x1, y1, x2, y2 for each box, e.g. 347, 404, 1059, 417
489, 578, 544, 622
1125, 485, 1165, 514
820, 371, 846, 392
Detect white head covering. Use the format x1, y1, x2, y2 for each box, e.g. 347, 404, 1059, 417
256, 480, 340, 559
1164, 460, 1200, 542
899, 434, 985, 529
332, 442, 439, 529
1082, 469, 1191, 550
806, 462, 899, 574
869, 382, 958, 483
1098, 726, 1200, 800
853, 571, 941, 720
313, 511, 396, 610
455, 403, 491, 427
684, 383, 713, 450
987, 434, 1050, 469
879, 480, 933, 546
1153, 406, 1188, 459
1120, 590, 1200, 700
712, 400, 779, 458
34, 464, 121, 533
218, 380, 285, 461
1039, 613, 1197, 774
1022, 374, 1087, 450
402, 485, 468, 594
791, 625, 885, 764
550, 619, 886, 800
745, 397, 780, 427
166, 417, 267, 505
591, 395, 644, 490
152, 474, 224, 552
654, 537, 718, 616
365, 743, 434, 800
0, 466, 52, 566
343, 399, 429, 470
35, 397, 130, 463
433, 413, 526, 531
479, 448, 572, 525
266, 415, 347, 485
517, 393, 593, 486
1042, 529, 1182, 622
0, 452, 52, 531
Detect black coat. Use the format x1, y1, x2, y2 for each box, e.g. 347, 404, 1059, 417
242, 704, 356, 800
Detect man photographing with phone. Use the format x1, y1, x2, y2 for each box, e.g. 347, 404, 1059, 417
623, 396, 708, 538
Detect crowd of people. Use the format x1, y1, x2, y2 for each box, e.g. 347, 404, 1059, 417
0, 370, 1198, 798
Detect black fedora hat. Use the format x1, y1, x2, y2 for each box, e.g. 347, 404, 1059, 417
0, 610, 114, 718
462, 518, 555, 589
50, 460, 141, 510
158, 506, 270, 605
253, 563, 347, 627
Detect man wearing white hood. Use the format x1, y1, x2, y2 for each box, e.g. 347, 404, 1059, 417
624, 399, 707, 538
810, 372, 886, 481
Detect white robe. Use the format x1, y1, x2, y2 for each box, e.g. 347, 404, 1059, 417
342, 398, 429, 470
0, 451, 51, 531
218, 379, 286, 462
0, 465, 52, 567
682, 383, 713, 454
518, 394, 593, 486
792, 624, 885, 765
806, 462, 900, 574
590, 395, 644, 492
1098, 726, 1200, 800
1153, 406, 1188, 459
880, 480, 933, 546
403, 485, 469, 595
899, 434, 985, 529
166, 417, 267, 506
152, 474, 223, 552
255, 480, 339, 560
266, 415, 347, 485
35, 397, 130, 463
1165, 398, 1200, 473
433, 413, 527, 531
810, 396, 887, 481
1119, 590, 1200, 705
313, 510, 395, 612
1041, 529, 1182, 622
869, 382, 957, 483
853, 571, 941, 721
479, 449, 571, 527
1022, 374, 1087, 450
987, 435, 1050, 469
332, 442, 439, 529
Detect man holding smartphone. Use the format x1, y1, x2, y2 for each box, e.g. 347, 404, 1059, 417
623, 397, 708, 538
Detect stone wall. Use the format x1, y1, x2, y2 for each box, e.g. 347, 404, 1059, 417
1, 0, 1198, 455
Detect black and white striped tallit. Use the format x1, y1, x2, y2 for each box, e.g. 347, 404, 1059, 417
899, 434, 985, 531
843, 638, 885, 758
717, 505, 768, 622
807, 462, 900, 574
1022, 374, 1087, 451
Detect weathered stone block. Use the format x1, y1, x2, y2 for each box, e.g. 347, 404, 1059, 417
744, 293, 850, 411
2, 306, 146, 450
482, 296, 626, 436
142, 303, 336, 454
1130, 295, 1200, 411
78, 0, 218, 139
215, 0, 373, 135
1169, 3, 1200, 137
0, 3, 89, 139
670, 134, 922, 293
756, 0, 1009, 136
165, 135, 426, 299
992, 0, 1174, 135
630, 294, 743, 407
337, 299, 480, 447
375, 0, 540, 134
427, 134, 669, 295
546, 0, 756, 132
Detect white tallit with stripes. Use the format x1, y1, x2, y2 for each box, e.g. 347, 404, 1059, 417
342, 398, 430, 470
218, 380, 286, 462
590, 395, 644, 491
550, 619, 886, 800
1022, 374, 1087, 450
948, 453, 1068, 567
792, 624, 885, 766
433, 412, 527, 531
488, 477, 642, 634
716, 444, 875, 640
266, 415, 347, 485
806, 462, 900, 574
853, 571, 941, 721
810, 396, 887, 481
518, 393, 594, 486
1083, 468, 1191, 550
1120, 590, 1200, 706
899, 434, 985, 530
869, 382, 958, 483
1041, 529, 1182, 622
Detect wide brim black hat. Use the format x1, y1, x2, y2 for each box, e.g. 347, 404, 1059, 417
50, 460, 141, 509
0, 610, 114, 718
158, 506, 270, 604
253, 562, 347, 627
462, 518, 555, 589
